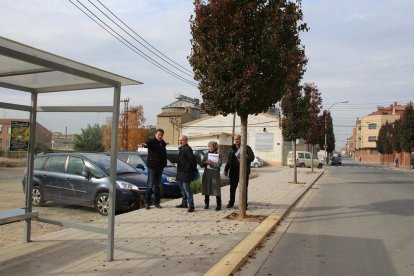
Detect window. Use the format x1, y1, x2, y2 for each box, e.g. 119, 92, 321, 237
0, 124, 2, 133
67, 156, 85, 176
368, 123, 377, 129
127, 154, 146, 168
305, 153, 311, 159
368, 136, 377, 142
370, 149, 379, 155
255, 133, 274, 152
44, 155, 67, 173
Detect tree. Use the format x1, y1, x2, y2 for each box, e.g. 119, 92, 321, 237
119, 105, 147, 150
73, 124, 104, 152
325, 112, 335, 154
303, 83, 323, 172
400, 103, 414, 168
376, 121, 393, 165
281, 84, 309, 183
189, 0, 307, 217
103, 104, 147, 151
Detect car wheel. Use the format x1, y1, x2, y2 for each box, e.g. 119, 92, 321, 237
300, 163, 305, 168
317, 163, 323, 169
95, 192, 109, 216
32, 186, 45, 206
254, 163, 259, 168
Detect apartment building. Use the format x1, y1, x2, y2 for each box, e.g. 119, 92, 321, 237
353, 103, 405, 163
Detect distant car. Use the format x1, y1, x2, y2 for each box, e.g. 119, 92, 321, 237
22, 152, 146, 216
330, 156, 342, 166
288, 151, 323, 169
115, 151, 182, 197
251, 156, 264, 168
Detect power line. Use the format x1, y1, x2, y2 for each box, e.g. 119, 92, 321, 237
94, 0, 193, 75
68, 0, 197, 87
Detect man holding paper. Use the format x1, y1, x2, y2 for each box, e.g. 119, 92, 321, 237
224, 135, 255, 208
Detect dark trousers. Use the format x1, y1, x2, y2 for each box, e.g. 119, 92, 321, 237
229, 173, 249, 207
145, 168, 163, 205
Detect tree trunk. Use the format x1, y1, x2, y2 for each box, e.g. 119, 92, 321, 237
238, 115, 248, 219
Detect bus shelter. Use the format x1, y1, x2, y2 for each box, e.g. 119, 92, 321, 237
0, 36, 142, 261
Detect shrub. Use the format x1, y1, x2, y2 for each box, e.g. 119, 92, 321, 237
190, 178, 202, 194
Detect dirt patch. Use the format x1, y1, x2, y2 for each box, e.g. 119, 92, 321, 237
224, 212, 267, 223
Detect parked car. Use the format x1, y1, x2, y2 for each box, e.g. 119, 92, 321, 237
166, 146, 209, 168
115, 151, 181, 197
330, 156, 342, 166
22, 152, 146, 216
287, 151, 323, 169
251, 156, 264, 168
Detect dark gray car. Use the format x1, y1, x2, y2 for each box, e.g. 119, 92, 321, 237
22, 152, 146, 215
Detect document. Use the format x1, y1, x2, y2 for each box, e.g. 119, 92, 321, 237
207, 153, 219, 169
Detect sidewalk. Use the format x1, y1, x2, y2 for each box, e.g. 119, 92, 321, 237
0, 167, 323, 276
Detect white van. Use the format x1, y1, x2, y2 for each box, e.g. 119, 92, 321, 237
287, 151, 323, 168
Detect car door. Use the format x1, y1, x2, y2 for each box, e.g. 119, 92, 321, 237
65, 156, 89, 205
304, 153, 312, 167
41, 155, 68, 202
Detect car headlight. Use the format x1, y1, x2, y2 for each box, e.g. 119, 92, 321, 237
167, 176, 176, 182
117, 181, 139, 191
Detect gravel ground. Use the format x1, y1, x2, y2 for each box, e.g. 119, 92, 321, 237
0, 166, 173, 248
0, 167, 109, 247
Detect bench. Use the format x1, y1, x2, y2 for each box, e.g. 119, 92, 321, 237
0, 208, 39, 225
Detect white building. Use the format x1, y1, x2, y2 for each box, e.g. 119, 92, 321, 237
181, 113, 284, 166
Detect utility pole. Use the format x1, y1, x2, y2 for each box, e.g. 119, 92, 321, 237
121, 97, 130, 150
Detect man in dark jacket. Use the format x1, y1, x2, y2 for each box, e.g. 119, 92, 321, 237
176, 135, 197, 212
224, 135, 255, 208
142, 129, 167, 209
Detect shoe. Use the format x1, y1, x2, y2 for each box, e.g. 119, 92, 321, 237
155, 204, 162, 209
188, 204, 195, 213
176, 203, 187, 208
204, 204, 209, 209
226, 203, 234, 208
215, 205, 221, 211
145, 204, 150, 210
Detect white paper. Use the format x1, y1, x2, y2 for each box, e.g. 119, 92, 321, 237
207, 153, 219, 169
234, 148, 240, 158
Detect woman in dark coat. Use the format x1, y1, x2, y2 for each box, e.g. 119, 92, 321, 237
201, 141, 222, 211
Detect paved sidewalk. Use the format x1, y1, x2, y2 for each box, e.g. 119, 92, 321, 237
0, 167, 323, 276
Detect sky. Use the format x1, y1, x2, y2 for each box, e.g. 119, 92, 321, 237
1, 0, 413, 149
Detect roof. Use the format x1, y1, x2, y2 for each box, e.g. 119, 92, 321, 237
368, 105, 406, 116
157, 111, 188, 117
0, 36, 142, 93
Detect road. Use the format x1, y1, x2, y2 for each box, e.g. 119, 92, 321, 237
239, 159, 414, 276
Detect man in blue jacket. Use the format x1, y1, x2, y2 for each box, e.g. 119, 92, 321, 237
142, 129, 167, 210
176, 135, 197, 212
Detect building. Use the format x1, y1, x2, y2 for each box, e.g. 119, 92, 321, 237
0, 119, 51, 155
181, 113, 285, 166
156, 94, 204, 145
353, 103, 405, 163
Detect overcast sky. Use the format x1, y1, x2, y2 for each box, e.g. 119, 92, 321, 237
1, 0, 413, 149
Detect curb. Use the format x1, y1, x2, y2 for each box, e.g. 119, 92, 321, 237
204, 171, 325, 276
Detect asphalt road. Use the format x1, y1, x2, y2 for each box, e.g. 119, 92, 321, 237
239, 159, 414, 276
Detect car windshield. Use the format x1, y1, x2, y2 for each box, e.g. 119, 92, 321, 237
81, 153, 138, 175
139, 153, 175, 167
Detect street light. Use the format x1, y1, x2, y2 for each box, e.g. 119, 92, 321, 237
324, 100, 348, 164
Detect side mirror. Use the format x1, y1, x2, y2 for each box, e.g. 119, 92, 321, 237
136, 164, 145, 170
82, 170, 91, 180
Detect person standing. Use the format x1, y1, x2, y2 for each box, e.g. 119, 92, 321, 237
201, 141, 223, 211
176, 135, 197, 212
141, 129, 167, 210
224, 135, 255, 208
